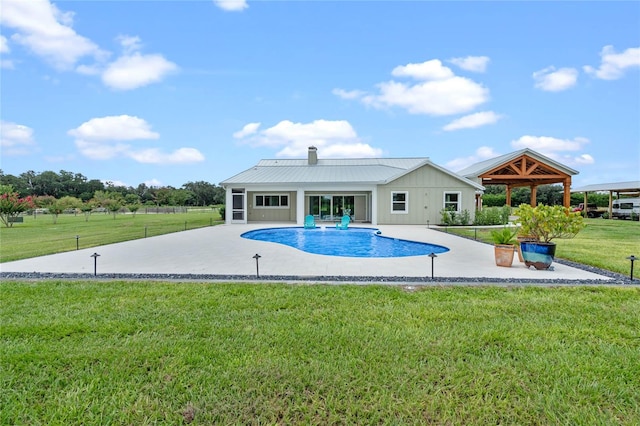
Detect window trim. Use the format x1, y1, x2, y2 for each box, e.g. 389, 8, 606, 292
391, 191, 409, 214
254, 193, 290, 209
443, 191, 462, 212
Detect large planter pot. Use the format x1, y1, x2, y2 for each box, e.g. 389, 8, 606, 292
520, 241, 556, 270
494, 244, 515, 267
516, 236, 537, 262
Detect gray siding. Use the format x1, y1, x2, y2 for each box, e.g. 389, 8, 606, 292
247, 191, 297, 222
376, 164, 477, 225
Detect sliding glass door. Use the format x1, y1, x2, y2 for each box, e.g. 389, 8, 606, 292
308, 194, 358, 221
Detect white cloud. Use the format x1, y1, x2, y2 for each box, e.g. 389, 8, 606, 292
144, 178, 163, 188
443, 111, 503, 131
68, 115, 160, 141
69, 115, 204, 164
233, 122, 261, 139
446, 146, 501, 172
584, 45, 640, 80
127, 147, 205, 164
213, 0, 249, 12
116, 35, 143, 55
337, 58, 489, 116
0, 1, 177, 90
574, 154, 595, 165
74, 139, 130, 160
103, 179, 129, 187
234, 119, 383, 158
448, 56, 490, 73
102, 49, 178, 91
0, 120, 36, 155
0, 0, 105, 70
0, 35, 9, 53
511, 135, 589, 152
75, 64, 101, 76
533, 66, 578, 91
1, 59, 15, 69
332, 88, 367, 100
511, 135, 594, 167
368, 77, 489, 116
391, 59, 454, 80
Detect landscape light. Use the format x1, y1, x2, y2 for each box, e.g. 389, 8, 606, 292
428, 252, 438, 279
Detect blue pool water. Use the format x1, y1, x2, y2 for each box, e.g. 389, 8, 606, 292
241, 227, 450, 258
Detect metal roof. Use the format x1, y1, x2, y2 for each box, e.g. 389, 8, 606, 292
221, 157, 484, 189
571, 181, 640, 193
456, 148, 579, 178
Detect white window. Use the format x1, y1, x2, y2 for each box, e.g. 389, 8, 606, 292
391, 191, 408, 214
254, 194, 289, 209
443, 192, 461, 212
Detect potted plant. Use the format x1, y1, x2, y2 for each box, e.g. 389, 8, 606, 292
513, 204, 585, 270
490, 226, 518, 267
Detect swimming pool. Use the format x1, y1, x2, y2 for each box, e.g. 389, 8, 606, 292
241, 227, 450, 258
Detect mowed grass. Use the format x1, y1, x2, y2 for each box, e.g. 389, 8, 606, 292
443, 218, 640, 276
2, 282, 639, 425
0, 210, 221, 263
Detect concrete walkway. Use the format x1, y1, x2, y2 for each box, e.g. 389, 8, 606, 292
0, 224, 612, 282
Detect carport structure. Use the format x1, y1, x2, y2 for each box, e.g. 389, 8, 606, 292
458, 148, 578, 208
571, 180, 640, 218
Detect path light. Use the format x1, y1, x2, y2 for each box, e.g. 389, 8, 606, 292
75, 235, 80, 250
428, 252, 438, 280
627, 255, 637, 280
90, 252, 100, 276
253, 253, 261, 278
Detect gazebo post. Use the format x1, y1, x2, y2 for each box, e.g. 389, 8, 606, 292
530, 184, 537, 206
564, 176, 572, 209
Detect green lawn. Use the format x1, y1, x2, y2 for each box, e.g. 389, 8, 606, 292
0, 210, 222, 263
2, 282, 639, 425
442, 218, 639, 276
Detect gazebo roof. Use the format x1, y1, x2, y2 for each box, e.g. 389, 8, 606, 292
457, 148, 578, 187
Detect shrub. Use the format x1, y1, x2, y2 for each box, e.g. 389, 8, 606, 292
482, 194, 507, 207
490, 226, 518, 245
513, 204, 585, 243
440, 208, 472, 226
0, 192, 35, 227
473, 206, 510, 226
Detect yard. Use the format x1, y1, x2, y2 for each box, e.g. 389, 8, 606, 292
441, 218, 639, 276
2, 282, 639, 424
0, 209, 222, 263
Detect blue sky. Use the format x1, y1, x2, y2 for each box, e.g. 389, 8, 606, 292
1, 0, 639, 189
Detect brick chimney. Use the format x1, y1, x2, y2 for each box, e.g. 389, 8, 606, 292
308, 146, 318, 165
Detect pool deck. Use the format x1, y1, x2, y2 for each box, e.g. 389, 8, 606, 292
0, 224, 617, 283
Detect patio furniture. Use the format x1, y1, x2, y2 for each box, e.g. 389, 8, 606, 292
335, 215, 350, 230
304, 215, 316, 229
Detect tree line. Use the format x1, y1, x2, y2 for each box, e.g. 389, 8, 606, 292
481, 184, 610, 208
0, 169, 225, 207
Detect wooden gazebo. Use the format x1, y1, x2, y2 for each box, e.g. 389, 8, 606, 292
457, 148, 578, 208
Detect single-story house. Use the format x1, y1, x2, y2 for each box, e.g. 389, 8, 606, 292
220, 147, 484, 226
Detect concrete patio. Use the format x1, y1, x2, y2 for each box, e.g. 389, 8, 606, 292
0, 224, 614, 283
